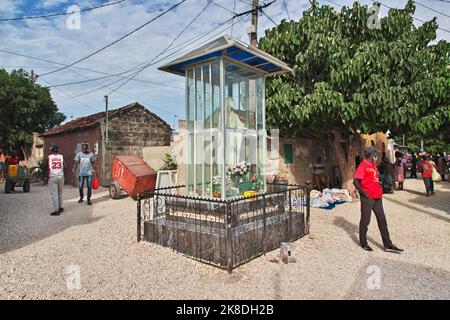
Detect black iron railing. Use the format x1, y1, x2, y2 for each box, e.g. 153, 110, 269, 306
136, 183, 310, 272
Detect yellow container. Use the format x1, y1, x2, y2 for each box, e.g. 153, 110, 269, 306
7, 165, 18, 177
243, 190, 257, 198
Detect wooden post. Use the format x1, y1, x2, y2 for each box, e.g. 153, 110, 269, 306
250, 0, 258, 48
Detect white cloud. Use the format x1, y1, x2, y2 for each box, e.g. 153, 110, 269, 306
40, 0, 69, 8
0, 0, 23, 14
0, 0, 448, 127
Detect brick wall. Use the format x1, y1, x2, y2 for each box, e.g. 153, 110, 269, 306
103, 106, 171, 185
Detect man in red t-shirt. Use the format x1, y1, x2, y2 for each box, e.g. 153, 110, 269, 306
353, 146, 403, 253
418, 154, 435, 196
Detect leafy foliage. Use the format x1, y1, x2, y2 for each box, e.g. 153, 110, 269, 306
0, 69, 65, 146
406, 131, 450, 154
259, 0, 450, 139
159, 153, 177, 171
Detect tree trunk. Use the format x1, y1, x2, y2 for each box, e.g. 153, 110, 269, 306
328, 130, 362, 196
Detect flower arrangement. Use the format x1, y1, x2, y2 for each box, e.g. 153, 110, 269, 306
212, 175, 221, 197
226, 162, 250, 178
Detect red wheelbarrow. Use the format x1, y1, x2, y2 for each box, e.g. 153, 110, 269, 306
109, 155, 157, 200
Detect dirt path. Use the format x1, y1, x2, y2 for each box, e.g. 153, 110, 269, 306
1, 178, 449, 299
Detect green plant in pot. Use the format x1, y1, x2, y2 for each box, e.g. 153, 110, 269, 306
212, 175, 221, 198
250, 175, 264, 193
159, 153, 177, 171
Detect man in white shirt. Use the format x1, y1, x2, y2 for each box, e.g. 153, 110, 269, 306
73, 143, 96, 205
47, 145, 65, 216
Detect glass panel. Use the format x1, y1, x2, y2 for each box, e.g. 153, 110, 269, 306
223, 61, 262, 196
185, 60, 265, 198
248, 79, 256, 130
186, 68, 194, 193
211, 61, 221, 197
195, 66, 203, 195
256, 77, 264, 131
187, 68, 194, 130
240, 80, 249, 127
187, 133, 195, 194
211, 62, 221, 128
203, 64, 212, 196
203, 64, 211, 130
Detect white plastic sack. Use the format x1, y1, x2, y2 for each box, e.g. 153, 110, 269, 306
432, 168, 442, 182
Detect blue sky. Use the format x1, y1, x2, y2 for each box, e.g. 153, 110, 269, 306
1, 0, 449, 129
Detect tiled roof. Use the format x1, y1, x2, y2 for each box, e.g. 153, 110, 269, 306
41, 102, 170, 137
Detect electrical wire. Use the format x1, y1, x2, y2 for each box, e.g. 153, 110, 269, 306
106, 0, 214, 96
0, 49, 183, 90
40, 78, 101, 113
55, 13, 249, 102
322, 0, 450, 34
39, 0, 187, 77
261, 9, 279, 26
231, 0, 238, 35
378, 1, 450, 34
0, 0, 126, 22
283, 0, 291, 20
211, 0, 236, 14
415, 0, 450, 19
40, 9, 245, 89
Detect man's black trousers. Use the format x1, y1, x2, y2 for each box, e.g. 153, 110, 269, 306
359, 196, 393, 248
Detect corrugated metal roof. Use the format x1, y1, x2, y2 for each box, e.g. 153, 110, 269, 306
159, 35, 292, 76
41, 102, 170, 137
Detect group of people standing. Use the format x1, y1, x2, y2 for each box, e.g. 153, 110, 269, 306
353, 146, 448, 253
47, 144, 96, 216
2, 143, 98, 215
377, 150, 448, 196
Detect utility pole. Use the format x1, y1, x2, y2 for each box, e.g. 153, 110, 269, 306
248, 0, 259, 47
309, 0, 317, 15
30, 69, 38, 82
104, 95, 109, 143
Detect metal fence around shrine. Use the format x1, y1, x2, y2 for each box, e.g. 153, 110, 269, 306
136, 183, 310, 272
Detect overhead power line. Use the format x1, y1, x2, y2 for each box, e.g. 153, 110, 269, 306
0, 0, 126, 22
61, 57, 183, 118
377, 1, 450, 34
211, 0, 236, 14
39, 77, 101, 113
261, 9, 279, 26
39, 0, 187, 77
56, 13, 249, 101
415, 0, 450, 19
283, 0, 291, 20
0, 49, 183, 90
430, 0, 450, 4
106, 0, 213, 95
231, 0, 238, 35
39, 8, 247, 89
322, 0, 450, 34
234, 0, 278, 18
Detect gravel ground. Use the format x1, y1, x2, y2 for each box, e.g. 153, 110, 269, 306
0, 178, 449, 300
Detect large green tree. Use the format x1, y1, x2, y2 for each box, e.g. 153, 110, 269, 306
0, 68, 65, 147
259, 0, 450, 192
